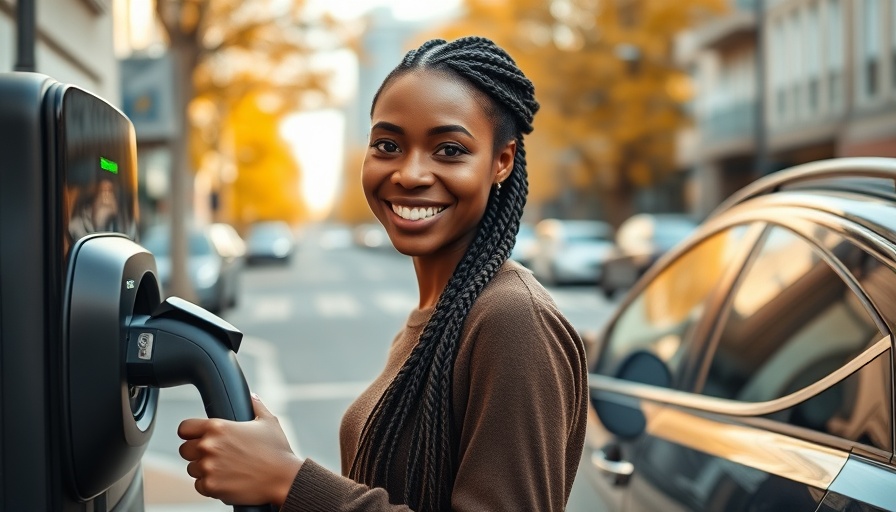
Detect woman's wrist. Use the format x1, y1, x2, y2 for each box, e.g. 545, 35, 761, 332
272, 455, 304, 507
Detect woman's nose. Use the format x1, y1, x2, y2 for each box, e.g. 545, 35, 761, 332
391, 153, 435, 189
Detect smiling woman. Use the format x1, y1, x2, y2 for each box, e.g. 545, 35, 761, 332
174, 36, 588, 512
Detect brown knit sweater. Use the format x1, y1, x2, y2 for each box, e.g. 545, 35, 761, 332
281, 260, 588, 511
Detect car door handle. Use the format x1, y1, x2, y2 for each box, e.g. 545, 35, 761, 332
591, 449, 634, 485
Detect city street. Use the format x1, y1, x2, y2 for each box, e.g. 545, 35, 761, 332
142, 223, 619, 511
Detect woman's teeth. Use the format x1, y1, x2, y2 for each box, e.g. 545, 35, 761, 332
391, 204, 445, 221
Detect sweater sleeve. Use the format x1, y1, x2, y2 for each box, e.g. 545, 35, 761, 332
449, 281, 587, 512
280, 458, 413, 512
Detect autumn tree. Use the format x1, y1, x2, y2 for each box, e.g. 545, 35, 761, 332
153, 0, 351, 296
430, 0, 725, 226
222, 92, 308, 226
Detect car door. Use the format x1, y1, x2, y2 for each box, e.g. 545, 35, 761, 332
595, 223, 893, 512
583, 222, 760, 510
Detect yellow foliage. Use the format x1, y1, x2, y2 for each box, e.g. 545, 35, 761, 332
155, 0, 357, 222
223, 93, 307, 227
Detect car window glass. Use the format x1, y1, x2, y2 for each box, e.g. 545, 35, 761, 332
699, 227, 881, 403
595, 225, 751, 381
764, 350, 892, 452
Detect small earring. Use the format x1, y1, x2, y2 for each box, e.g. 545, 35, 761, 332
495, 182, 502, 191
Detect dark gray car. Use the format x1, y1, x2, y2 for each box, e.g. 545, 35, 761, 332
141, 223, 244, 313
579, 157, 896, 512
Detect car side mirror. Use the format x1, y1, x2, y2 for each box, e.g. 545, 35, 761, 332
593, 350, 671, 439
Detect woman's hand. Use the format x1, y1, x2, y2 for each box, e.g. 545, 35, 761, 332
177, 394, 303, 506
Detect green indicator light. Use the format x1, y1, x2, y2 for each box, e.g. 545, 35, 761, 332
100, 157, 119, 174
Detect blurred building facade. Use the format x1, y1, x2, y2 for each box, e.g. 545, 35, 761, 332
681, 0, 896, 217
0, 0, 119, 104
344, 8, 425, 149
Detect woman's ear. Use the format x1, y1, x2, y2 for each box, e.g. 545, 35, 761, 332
494, 139, 517, 184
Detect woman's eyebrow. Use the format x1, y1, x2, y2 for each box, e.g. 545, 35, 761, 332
370, 122, 474, 139
428, 125, 474, 138
371, 121, 404, 134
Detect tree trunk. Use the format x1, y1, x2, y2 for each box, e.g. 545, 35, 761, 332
166, 43, 198, 302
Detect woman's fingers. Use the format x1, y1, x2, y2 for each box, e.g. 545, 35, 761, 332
186, 460, 203, 479
177, 418, 210, 440
174, 409, 302, 505
179, 439, 200, 462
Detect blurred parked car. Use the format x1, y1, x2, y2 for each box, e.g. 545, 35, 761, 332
140, 223, 244, 313
209, 222, 247, 260
530, 219, 615, 285
245, 220, 296, 264
578, 158, 896, 512
598, 213, 697, 297
510, 222, 537, 268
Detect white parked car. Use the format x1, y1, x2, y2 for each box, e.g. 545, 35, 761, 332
245, 220, 297, 264
530, 219, 615, 285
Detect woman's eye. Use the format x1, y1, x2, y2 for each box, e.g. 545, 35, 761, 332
373, 141, 400, 153
436, 144, 468, 157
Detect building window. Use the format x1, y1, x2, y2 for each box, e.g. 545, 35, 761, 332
826, 0, 844, 110
788, 12, 802, 119
892, 0, 896, 89
861, 0, 882, 99
770, 20, 787, 122
806, 2, 821, 114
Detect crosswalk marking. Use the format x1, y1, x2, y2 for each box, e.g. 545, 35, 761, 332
251, 295, 292, 321
314, 293, 362, 317
297, 267, 348, 283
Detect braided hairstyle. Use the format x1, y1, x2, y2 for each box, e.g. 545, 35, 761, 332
350, 36, 539, 511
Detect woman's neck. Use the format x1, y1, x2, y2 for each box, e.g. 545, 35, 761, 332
412, 248, 467, 309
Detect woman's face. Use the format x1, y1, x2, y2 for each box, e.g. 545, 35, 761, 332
362, 70, 515, 261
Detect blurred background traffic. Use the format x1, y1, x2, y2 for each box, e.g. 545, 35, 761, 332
6, 0, 894, 302
4, 0, 896, 510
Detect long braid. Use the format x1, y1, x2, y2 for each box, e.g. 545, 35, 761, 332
350, 36, 538, 511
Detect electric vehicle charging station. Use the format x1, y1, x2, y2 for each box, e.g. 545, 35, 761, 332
0, 72, 269, 511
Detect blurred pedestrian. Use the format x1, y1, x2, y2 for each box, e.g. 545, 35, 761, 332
176, 36, 588, 512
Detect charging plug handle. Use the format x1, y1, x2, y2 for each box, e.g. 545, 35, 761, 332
128, 298, 273, 512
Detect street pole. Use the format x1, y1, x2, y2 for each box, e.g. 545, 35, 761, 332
15, 0, 36, 72
754, 0, 770, 178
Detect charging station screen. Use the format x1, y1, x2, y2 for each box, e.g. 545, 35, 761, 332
59, 87, 139, 262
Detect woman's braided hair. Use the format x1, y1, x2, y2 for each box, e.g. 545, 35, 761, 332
349, 36, 539, 511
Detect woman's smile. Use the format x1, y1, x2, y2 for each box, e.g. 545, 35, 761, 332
389, 203, 447, 221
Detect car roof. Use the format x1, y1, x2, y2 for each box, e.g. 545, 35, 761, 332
705, 158, 896, 244
712, 157, 896, 216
